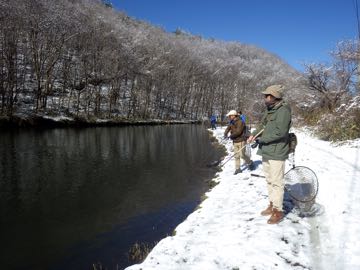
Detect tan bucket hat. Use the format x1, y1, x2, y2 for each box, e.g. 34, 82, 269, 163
226, 110, 239, 117
262, 84, 284, 99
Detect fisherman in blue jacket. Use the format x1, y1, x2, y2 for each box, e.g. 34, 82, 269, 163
210, 115, 217, 130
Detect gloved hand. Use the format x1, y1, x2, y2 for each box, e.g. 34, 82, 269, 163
251, 138, 262, 148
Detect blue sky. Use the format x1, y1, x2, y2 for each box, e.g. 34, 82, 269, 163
112, 0, 357, 71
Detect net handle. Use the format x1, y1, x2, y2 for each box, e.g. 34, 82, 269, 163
289, 152, 295, 168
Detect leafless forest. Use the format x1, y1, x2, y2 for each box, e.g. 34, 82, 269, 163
1, 0, 359, 132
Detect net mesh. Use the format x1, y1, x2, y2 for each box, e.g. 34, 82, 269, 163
284, 166, 319, 203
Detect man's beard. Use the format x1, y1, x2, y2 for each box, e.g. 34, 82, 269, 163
265, 99, 277, 109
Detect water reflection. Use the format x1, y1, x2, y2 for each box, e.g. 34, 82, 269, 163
0, 125, 221, 269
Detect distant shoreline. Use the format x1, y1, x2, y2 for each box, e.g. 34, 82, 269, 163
0, 114, 202, 129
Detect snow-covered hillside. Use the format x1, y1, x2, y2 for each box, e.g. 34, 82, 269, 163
126, 127, 360, 270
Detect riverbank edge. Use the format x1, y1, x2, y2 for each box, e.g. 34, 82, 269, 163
125, 128, 227, 267
0, 114, 202, 128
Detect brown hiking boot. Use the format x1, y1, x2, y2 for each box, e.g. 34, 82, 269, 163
260, 202, 273, 216
267, 209, 284, 224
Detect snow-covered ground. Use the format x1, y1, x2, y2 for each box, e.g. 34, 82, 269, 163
126, 127, 360, 270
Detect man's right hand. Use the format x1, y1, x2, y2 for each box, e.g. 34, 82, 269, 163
247, 135, 255, 143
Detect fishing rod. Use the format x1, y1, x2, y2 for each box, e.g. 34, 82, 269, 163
207, 129, 264, 167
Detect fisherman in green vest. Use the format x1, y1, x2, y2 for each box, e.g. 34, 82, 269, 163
247, 85, 292, 224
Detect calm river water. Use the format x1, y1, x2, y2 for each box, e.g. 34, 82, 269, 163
0, 124, 222, 270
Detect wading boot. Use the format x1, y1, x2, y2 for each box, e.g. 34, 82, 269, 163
260, 202, 273, 216
267, 209, 284, 224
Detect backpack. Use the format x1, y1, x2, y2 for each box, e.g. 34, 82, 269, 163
288, 133, 297, 153
240, 114, 250, 138
240, 114, 246, 123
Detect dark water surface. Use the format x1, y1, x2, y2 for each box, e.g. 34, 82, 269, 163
0, 124, 221, 270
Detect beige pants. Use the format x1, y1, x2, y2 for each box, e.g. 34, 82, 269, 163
262, 158, 285, 211
234, 141, 252, 170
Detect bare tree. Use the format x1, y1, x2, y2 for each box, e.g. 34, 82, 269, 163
304, 40, 358, 111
